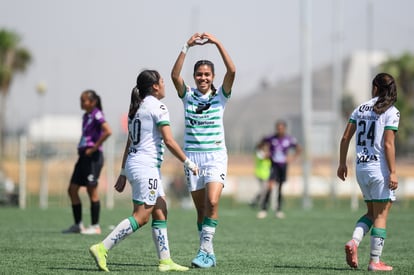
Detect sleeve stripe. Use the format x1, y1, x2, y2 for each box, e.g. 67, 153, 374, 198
385, 126, 398, 131
157, 121, 170, 126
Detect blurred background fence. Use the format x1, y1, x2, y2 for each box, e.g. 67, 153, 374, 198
2, 132, 414, 211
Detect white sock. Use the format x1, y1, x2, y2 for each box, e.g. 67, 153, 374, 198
152, 227, 170, 260
352, 222, 370, 246
102, 218, 134, 250
200, 225, 216, 254
370, 236, 385, 263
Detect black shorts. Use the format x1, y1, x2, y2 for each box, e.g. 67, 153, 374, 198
70, 150, 104, 187
269, 163, 287, 184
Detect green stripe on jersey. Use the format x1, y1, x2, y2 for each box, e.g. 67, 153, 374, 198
186, 140, 220, 144
185, 147, 224, 152
186, 108, 220, 115
186, 132, 221, 136
185, 115, 221, 120
186, 124, 221, 129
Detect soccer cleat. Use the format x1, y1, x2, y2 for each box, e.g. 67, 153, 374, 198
205, 253, 216, 267
368, 261, 393, 271
62, 223, 84, 234
275, 211, 285, 219
82, 224, 101, 235
256, 210, 267, 219
344, 239, 358, 268
158, 258, 189, 272
191, 250, 216, 268
89, 243, 109, 272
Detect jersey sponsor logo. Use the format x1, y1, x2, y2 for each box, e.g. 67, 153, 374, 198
189, 119, 215, 126
357, 104, 379, 121
159, 104, 166, 110
356, 147, 379, 164
195, 102, 211, 114
359, 104, 374, 112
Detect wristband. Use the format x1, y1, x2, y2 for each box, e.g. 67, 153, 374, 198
181, 43, 189, 54
120, 168, 126, 176
184, 158, 196, 169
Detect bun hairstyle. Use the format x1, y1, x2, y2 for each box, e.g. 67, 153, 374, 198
128, 70, 161, 119
372, 73, 397, 114
193, 60, 217, 94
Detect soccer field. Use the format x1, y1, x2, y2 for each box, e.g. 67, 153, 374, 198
0, 197, 413, 274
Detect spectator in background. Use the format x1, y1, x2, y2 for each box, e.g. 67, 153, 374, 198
249, 138, 271, 208
257, 120, 301, 219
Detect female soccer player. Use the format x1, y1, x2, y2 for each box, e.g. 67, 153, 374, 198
337, 73, 399, 271
89, 70, 198, 272
171, 32, 236, 268
62, 90, 112, 235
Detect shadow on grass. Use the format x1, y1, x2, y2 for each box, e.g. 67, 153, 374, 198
49, 262, 157, 272
273, 264, 359, 272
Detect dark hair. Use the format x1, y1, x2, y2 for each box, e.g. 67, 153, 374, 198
83, 90, 102, 111
256, 137, 268, 150
128, 70, 161, 119
276, 119, 287, 128
193, 60, 217, 94
372, 73, 397, 114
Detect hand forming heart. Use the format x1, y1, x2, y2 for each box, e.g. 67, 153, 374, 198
195, 37, 209, 45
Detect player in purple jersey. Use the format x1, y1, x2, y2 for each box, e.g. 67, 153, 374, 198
62, 90, 112, 235
257, 120, 301, 219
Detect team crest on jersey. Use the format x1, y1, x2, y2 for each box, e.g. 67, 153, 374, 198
148, 190, 156, 202
95, 111, 103, 120
87, 174, 95, 182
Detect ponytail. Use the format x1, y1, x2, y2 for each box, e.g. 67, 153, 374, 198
128, 70, 161, 119
372, 73, 397, 114
128, 87, 142, 120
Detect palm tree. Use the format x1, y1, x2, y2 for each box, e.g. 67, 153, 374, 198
0, 29, 32, 163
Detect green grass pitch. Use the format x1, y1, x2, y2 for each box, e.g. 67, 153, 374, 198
0, 197, 413, 274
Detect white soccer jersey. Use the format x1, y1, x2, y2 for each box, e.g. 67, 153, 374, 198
181, 86, 230, 152
126, 95, 170, 168
349, 97, 400, 171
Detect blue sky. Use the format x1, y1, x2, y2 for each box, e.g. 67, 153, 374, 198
1, 0, 414, 135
